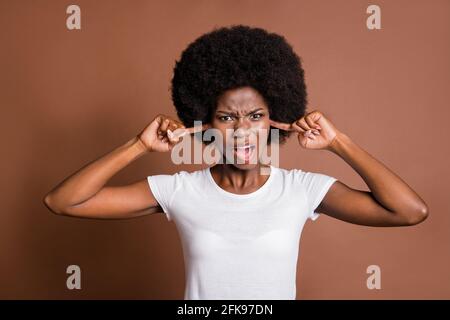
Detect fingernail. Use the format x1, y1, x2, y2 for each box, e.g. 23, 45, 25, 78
313, 130, 320, 135
173, 129, 187, 139
167, 129, 173, 138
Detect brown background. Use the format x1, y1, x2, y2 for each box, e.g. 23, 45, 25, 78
1, 0, 449, 299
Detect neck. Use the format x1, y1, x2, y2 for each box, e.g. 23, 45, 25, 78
211, 163, 270, 189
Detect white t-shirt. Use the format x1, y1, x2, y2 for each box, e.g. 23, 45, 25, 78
147, 165, 337, 300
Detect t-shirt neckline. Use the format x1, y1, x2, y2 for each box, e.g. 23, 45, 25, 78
206, 165, 275, 199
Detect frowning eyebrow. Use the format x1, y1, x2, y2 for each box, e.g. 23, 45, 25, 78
216, 107, 264, 116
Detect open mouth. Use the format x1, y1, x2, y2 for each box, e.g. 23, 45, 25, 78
233, 144, 256, 163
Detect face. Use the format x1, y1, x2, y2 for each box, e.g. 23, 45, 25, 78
211, 86, 271, 170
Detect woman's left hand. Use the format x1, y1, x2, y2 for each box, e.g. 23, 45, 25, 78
270, 109, 341, 150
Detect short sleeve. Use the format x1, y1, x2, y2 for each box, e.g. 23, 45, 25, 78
296, 170, 338, 221
147, 172, 184, 222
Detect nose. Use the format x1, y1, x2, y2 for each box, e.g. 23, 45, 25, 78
233, 118, 252, 138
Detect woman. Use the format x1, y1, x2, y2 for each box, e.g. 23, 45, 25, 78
44, 25, 428, 300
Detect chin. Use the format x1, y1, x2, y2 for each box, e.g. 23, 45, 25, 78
231, 163, 259, 171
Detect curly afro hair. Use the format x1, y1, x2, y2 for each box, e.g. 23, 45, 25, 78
171, 24, 308, 144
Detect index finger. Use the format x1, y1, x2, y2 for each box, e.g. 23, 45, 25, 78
270, 119, 294, 131
184, 123, 212, 134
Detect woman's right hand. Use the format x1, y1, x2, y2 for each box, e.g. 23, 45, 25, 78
138, 114, 210, 153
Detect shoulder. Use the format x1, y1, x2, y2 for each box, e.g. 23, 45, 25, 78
147, 167, 208, 188
275, 166, 337, 189
146, 168, 209, 219
274, 166, 306, 183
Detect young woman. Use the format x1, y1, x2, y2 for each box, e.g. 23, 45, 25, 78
44, 25, 428, 300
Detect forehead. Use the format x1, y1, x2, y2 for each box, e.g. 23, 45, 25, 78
216, 86, 268, 111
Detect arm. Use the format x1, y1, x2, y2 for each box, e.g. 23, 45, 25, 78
43, 136, 158, 219
43, 114, 202, 219
318, 132, 428, 226
271, 110, 429, 227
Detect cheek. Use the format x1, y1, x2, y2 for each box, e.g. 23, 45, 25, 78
249, 119, 270, 137
253, 119, 271, 146
210, 123, 230, 145
253, 120, 269, 130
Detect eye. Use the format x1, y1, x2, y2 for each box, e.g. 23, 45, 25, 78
219, 115, 234, 121
250, 113, 264, 120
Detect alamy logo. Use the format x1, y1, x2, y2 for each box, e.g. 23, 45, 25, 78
66, 265, 81, 290
169, 122, 280, 175
366, 265, 381, 289
366, 5, 381, 30
66, 5, 81, 30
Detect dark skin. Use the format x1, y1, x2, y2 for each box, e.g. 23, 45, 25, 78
208, 86, 272, 194
44, 86, 428, 226
270, 107, 429, 226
